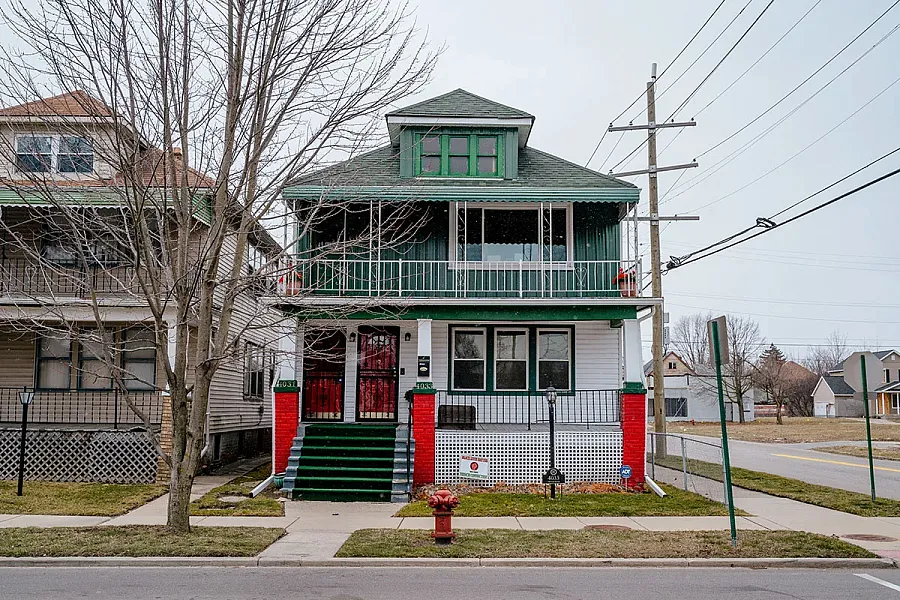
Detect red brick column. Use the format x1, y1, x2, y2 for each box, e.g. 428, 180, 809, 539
620, 390, 647, 489
412, 387, 436, 486
274, 382, 299, 474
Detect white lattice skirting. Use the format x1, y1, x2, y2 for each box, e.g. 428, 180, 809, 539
0, 429, 158, 483
435, 430, 623, 485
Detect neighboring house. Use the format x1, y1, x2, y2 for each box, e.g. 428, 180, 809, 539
0, 92, 281, 483
812, 350, 900, 418
268, 89, 656, 501
644, 351, 755, 422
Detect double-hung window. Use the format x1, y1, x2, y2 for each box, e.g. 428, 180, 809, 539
244, 342, 266, 399
15, 134, 93, 174
452, 329, 486, 390
537, 330, 571, 390
494, 330, 528, 391
665, 397, 688, 418
415, 133, 503, 178
122, 328, 157, 390
37, 336, 72, 389
79, 330, 112, 390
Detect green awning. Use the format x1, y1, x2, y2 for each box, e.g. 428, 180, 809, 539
284, 185, 639, 204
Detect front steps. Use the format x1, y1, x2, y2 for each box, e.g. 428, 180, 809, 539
283, 423, 414, 502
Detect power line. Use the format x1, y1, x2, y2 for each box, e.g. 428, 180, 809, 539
609, 0, 774, 173
667, 291, 900, 309
667, 301, 900, 325
667, 157, 900, 269
584, 0, 729, 167
665, 0, 900, 196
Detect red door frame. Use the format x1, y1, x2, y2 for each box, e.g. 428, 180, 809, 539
302, 330, 346, 422
355, 326, 400, 422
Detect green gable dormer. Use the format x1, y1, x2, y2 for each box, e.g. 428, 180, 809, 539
386, 89, 534, 180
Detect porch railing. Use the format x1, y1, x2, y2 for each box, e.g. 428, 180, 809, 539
435, 389, 620, 429
0, 258, 142, 299
279, 259, 641, 299
0, 387, 164, 428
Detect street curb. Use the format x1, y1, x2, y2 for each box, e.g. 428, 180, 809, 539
0, 557, 894, 568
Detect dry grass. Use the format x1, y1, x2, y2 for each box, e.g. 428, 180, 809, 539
191, 463, 283, 517
336, 529, 874, 559
662, 417, 900, 444
0, 481, 165, 516
814, 445, 900, 462
0, 525, 284, 557
395, 483, 745, 517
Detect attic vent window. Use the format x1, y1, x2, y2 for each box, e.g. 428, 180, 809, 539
415, 133, 503, 178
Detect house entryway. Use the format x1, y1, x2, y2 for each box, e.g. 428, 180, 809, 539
303, 330, 346, 421
356, 326, 400, 422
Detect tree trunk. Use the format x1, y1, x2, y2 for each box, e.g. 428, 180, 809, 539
166, 461, 193, 531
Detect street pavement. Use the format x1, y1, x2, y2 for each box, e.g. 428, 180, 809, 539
1, 567, 900, 599
662, 434, 900, 500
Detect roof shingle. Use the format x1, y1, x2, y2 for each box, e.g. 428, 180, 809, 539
386, 89, 533, 120
823, 375, 855, 395
0, 91, 112, 118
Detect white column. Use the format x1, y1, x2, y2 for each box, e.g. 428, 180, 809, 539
623, 318, 644, 385
416, 318, 432, 384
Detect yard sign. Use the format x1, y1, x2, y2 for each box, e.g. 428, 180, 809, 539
459, 455, 490, 480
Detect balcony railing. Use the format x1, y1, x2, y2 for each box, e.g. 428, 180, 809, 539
279, 259, 641, 299
435, 389, 621, 429
0, 258, 142, 299
0, 387, 164, 428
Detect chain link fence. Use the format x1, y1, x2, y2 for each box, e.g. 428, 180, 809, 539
647, 432, 730, 504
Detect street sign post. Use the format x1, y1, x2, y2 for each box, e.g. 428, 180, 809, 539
708, 317, 737, 547
844, 351, 880, 501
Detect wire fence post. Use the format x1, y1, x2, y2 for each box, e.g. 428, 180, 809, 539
681, 436, 688, 491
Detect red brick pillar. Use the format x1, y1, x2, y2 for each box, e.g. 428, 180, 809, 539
412, 386, 436, 486
620, 386, 647, 489
274, 381, 299, 474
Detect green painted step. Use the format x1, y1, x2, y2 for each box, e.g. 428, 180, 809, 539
296, 466, 391, 480
294, 476, 391, 491
299, 455, 394, 466
299, 445, 394, 458
293, 488, 391, 502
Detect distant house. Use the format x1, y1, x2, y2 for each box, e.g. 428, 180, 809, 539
645, 351, 755, 422
812, 350, 900, 418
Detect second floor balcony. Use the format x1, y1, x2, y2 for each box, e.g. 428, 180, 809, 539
0, 257, 142, 300
278, 258, 643, 300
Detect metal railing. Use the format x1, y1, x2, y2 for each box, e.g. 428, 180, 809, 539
0, 258, 142, 298
435, 389, 620, 429
647, 432, 729, 504
0, 387, 164, 428
278, 258, 641, 299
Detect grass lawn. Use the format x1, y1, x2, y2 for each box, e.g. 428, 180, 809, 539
662, 417, 900, 444
0, 481, 165, 516
815, 444, 900, 462
654, 455, 900, 517
336, 529, 874, 559
395, 484, 746, 517
0, 525, 284, 557
191, 463, 283, 517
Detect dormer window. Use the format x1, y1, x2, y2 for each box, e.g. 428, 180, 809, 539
15, 134, 93, 174
414, 132, 503, 178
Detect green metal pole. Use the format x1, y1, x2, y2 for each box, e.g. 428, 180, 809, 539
861, 355, 876, 502
712, 320, 737, 547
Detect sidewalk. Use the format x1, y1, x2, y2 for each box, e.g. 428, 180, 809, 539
5, 472, 900, 561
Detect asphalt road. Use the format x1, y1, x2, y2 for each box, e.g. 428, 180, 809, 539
2, 567, 900, 599
660, 435, 900, 500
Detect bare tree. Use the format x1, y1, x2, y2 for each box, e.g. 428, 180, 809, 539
0, 0, 436, 531
804, 330, 852, 376
670, 311, 713, 369
752, 344, 788, 424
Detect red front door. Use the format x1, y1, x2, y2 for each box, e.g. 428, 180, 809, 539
303, 330, 346, 421
356, 326, 400, 421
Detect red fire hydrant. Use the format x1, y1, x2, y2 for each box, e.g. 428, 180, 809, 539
427, 489, 460, 545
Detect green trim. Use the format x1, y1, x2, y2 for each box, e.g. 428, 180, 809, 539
284, 185, 639, 204
413, 131, 505, 179
413, 382, 436, 394
622, 381, 647, 394
289, 305, 639, 322
274, 379, 299, 392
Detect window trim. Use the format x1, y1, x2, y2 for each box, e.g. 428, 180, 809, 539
15, 133, 94, 174
121, 328, 157, 391
35, 335, 73, 391
77, 330, 113, 391
536, 328, 572, 391
449, 202, 575, 268
414, 132, 505, 178
493, 328, 529, 392
244, 341, 266, 400
450, 327, 487, 392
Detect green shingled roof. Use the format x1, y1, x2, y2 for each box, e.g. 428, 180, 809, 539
386, 89, 534, 120
289, 144, 637, 190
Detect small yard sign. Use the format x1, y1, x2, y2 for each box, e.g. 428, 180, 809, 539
620, 465, 632, 480
459, 455, 490, 480
542, 467, 566, 484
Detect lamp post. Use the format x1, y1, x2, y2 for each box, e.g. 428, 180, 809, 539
546, 386, 557, 499
17, 387, 34, 497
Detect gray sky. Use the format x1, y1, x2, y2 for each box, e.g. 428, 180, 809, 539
405, 0, 900, 359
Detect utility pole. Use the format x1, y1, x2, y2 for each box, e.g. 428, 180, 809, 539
609, 63, 699, 456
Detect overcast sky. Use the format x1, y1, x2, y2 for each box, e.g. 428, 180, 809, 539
401, 0, 900, 359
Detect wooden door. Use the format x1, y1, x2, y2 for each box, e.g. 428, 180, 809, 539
356, 326, 400, 421
302, 330, 346, 421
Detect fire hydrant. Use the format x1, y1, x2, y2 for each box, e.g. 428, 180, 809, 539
427, 489, 460, 544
